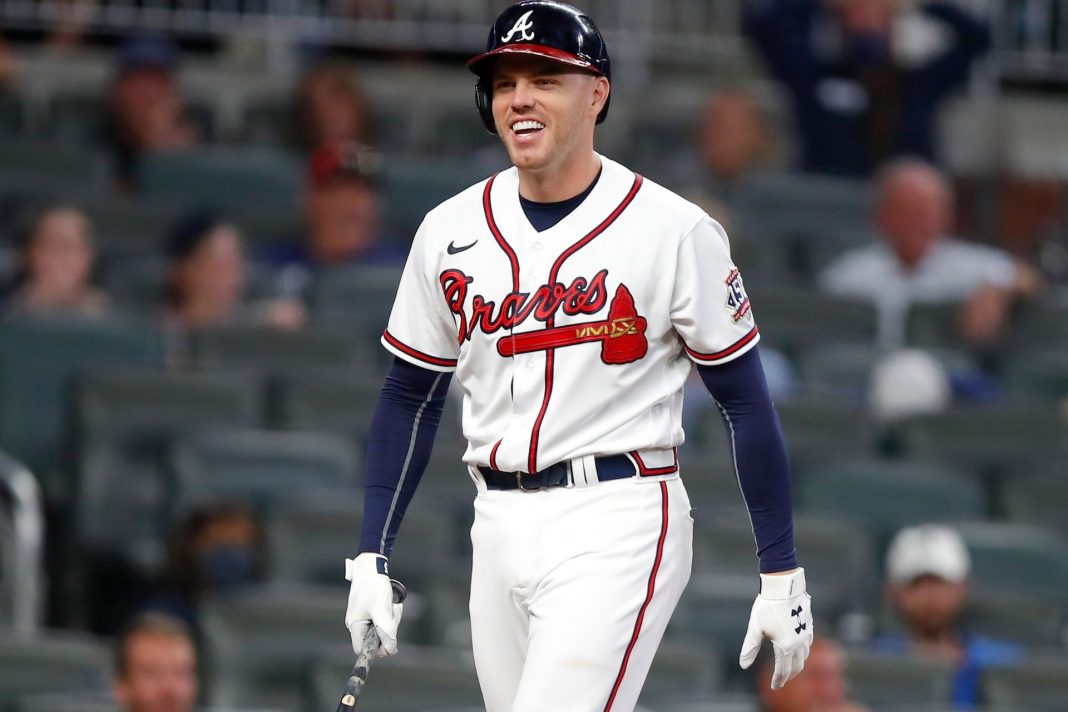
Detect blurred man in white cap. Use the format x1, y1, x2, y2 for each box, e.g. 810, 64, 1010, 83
874, 524, 1022, 709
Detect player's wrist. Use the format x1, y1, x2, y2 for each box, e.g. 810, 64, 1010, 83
346, 552, 390, 581
758, 567, 806, 599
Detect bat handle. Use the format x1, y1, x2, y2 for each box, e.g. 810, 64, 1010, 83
336, 579, 404, 711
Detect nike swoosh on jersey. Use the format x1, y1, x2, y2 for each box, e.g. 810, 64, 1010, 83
447, 240, 478, 255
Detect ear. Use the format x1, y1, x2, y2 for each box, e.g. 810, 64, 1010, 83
591, 76, 610, 117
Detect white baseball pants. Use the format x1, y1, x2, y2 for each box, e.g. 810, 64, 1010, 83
468, 475, 693, 712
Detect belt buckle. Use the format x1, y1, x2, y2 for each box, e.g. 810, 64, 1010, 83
516, 471, 540, 491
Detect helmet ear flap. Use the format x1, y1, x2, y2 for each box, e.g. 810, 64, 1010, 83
475, 77, 497, 134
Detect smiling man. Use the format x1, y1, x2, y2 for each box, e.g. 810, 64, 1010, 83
342, 3, 812, 711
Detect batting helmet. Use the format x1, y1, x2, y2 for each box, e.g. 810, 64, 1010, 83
467, 0, 611, 134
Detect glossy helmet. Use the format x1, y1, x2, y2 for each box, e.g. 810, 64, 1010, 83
467, 0, 611, 134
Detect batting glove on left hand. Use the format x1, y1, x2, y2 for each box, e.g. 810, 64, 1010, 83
344, 553, 404, 657
739, 567, 813, 689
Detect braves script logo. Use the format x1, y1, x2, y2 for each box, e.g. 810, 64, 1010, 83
501, 9, 536, 42
439, 269, 648, 364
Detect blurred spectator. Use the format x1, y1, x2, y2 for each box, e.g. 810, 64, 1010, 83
144, 502, 264, 633
164, 210, 305, 334
755, 636, 870, 712
695, 88, 776, 199
263, 141, 403, 277
744, 0, 990, 176
108, 33, 199, 189
819, 159, 1042, 346
873, 524, 1023, 709
3, 204, 111, 317
0, 34, 15, 89
292, 61, 370, 154
113, 612, 198, 712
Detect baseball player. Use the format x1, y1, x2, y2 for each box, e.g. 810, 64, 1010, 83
343, 2, 813, 710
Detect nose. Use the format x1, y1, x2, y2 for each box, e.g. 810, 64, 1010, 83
510, 78, 535, 112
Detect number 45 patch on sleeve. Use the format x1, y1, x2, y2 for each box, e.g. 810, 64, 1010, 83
724, 268, 752, 323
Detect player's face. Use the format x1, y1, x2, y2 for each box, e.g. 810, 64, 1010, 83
490, 55, 608, 175
113, 633, 198, 712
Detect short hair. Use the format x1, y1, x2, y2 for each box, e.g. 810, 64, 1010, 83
114, 612, 195, 677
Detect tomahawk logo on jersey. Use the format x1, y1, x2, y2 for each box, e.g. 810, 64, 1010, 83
381, 156, 760, 476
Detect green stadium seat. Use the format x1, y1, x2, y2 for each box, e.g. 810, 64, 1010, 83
843, 648, 955, 710
901, 405, 1068, 470
199, 584, 432, 711
0, 140, 111, 200
43, 93, 108, 147
1001, 467, 1068, 536
0, 93, 26, 137
14, 693, 118, 712
309, 264, 404, 355
307, 646, 484, 712
982, 656, 1068, 711
1003, 348, 1068, 404
0, 316, 164, 496
772, 399, 880, 466
273, 370, 384, 441
188, 325, 376, 376
637, 639, 720, 703
750, 288, 879, 356
170, 427, 361, 510
137, 148, 303, 213
1007, 302, 1068, 351
796, 460, 984, 536
265, 491, 363, 585
74, 370, 264, 565
380, 157, 487, 239
954, 522, 1068, 603
0, 630, 112, 712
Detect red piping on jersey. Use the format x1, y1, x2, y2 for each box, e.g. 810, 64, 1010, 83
489, 439, 502, 471
603, 480, 669, 712
685, 325, 759, 364
482, 174, 520, 293
630, 448, 679, 477
382, 329, 458, 368
527, 173, 644, 473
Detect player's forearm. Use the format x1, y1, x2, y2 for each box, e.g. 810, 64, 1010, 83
357, 357, 452, 556
697, 348, 799, 573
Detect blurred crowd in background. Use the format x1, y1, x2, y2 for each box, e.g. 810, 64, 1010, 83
1, 1, 1068, 711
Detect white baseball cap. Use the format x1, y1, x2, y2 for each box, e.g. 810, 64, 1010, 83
885, 524, 971, 584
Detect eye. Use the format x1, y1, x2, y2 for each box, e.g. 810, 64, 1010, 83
535, 77, 558, 87
493, 79, 515, 91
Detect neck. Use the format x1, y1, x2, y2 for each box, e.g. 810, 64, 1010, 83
517, 149, 601, 203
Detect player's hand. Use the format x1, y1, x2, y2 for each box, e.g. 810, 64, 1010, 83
738, 567, 813, 689
344, 553, 404, 657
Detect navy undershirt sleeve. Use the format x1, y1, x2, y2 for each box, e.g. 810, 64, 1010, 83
357, 357, 452, 557
697, 346, 798, 573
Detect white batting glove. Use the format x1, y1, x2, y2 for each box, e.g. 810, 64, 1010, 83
344, 553, 404, 657
738, 567, 813, 689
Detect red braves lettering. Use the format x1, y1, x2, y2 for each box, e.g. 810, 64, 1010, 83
441, 268, 610, 342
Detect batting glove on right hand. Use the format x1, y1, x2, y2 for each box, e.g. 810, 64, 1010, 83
738, 567, 813, 689
344, 553, 404, 657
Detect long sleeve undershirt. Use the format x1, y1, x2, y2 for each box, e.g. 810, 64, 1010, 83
358, 348, 797, 572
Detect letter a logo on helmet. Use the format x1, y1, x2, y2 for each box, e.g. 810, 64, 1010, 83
501, 9, 535, 43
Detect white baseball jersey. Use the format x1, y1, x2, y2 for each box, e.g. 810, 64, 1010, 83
382, 154, 759, 475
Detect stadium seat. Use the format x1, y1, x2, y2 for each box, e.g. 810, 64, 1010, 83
796, 460, 984, 536
843, 648, 955, 710
1007, 301, 1068, 351
265, 490, 363, 585
982, 656, 1068, 711
1001, 466, 1068, 536
307, 646, 484, 712
0, 316, 164, 495
188, 325, 375, 376
380, 157, 487, 239
1003, 347, 1068, 404
749, 288, 879, 356
0, 140, 111, 200
74, 370, 264, 565
772, 399, 880, 466
199, 583, 433, 711
692, 511, 876, 619
170, 427, 361, 510
273, 370, 384, 440
901, 405, 1068, 470
14, 693, 119, 712
954, 522, 1068, 602
0, 630, 112, 712
309, 264, 404, 348
0, 93, 26, 137
43, 93, 108, 147
137, 148, 303, 213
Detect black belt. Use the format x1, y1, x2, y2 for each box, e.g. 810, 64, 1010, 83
479, 454, 636, 491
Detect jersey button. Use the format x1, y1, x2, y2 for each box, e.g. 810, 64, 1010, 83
533, 242, 543, 251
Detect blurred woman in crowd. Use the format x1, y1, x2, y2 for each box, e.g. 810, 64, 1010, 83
292, 61, 371, 153
4, 204, 111, 317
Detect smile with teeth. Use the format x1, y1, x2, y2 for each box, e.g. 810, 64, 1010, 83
512, 120, 545, 134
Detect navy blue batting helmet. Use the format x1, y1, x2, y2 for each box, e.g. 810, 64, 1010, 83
467, 0, 611, 134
